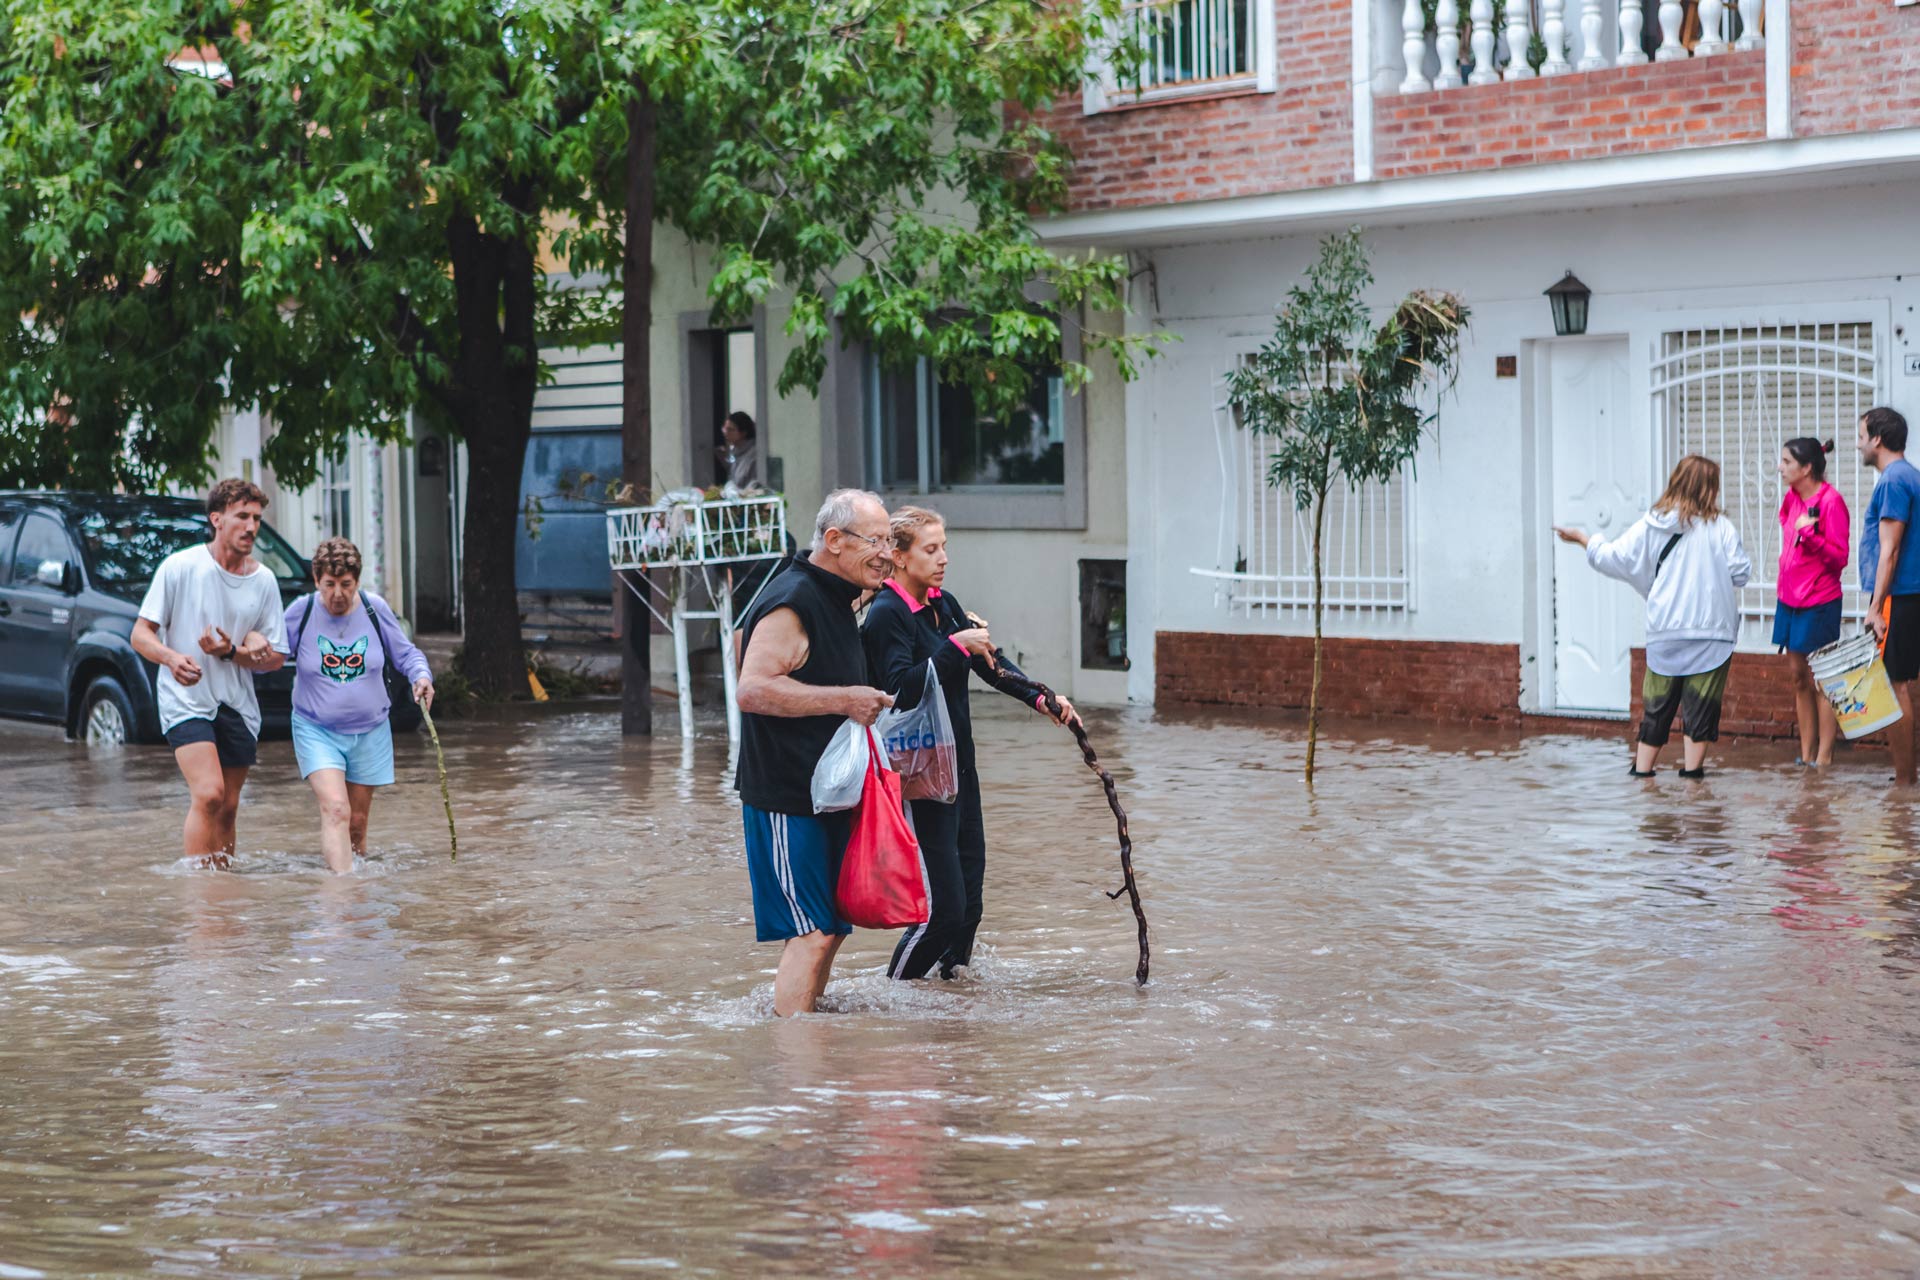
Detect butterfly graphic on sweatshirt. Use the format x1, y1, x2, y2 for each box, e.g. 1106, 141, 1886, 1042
317, 634, 369, 683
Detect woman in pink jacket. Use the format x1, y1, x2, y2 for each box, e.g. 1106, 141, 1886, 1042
1773, 436, 1850, 766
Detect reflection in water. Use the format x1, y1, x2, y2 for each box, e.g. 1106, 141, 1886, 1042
0, 708, 1917, 1276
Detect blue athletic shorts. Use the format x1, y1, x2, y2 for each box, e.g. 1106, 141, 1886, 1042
742, 805, 852, 941
1772, 597, 1843, 655
290, 711, 395, 786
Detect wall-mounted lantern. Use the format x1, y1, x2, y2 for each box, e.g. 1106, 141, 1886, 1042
1545, 271, 1591, 337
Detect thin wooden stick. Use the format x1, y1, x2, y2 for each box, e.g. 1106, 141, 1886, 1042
420, 705, 458, 861
1030, 682, 1150, 986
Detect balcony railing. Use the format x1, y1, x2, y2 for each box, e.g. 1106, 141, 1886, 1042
1393, 0, 1762, 91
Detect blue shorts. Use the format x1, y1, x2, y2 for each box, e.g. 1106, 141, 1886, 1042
290, 712, 395, 786
1773, 597, 1843, 655
742, 805, 852, 941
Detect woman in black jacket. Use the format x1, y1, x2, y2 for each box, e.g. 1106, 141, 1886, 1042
861, 506, 1080, 980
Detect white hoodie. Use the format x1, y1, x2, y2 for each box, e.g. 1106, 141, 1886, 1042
1585, 507, 1753, 645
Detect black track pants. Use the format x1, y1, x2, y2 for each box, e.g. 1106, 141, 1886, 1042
888, 768, 986, 980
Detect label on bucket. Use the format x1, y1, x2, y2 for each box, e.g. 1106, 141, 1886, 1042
1818, 651, 1906, 740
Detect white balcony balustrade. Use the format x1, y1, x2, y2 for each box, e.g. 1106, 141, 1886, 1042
1388, 0, 1760, 92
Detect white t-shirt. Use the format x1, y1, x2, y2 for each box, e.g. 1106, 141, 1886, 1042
137, 545, 290, 736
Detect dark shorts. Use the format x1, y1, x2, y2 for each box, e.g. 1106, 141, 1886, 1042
1773, 597, 1843, 655
1639, 660, 1731, 746
1887, 594, 1920, 684
163, 705, 258, 768
742, 805, 853, 941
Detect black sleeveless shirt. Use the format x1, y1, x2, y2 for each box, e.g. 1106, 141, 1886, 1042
735, 558, 868, 815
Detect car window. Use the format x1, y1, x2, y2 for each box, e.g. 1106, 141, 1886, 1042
0, 506, 18, 575
75, 509, 309, 599
9, 514, 73, 588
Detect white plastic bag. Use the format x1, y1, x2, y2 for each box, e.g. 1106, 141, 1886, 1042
810, 718, 871, 813
874, 661, 959, 804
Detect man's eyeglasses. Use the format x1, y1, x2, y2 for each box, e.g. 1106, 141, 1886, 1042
833, 528, 887, 551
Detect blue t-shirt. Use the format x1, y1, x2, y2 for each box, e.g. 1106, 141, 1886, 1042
1860, 458, 1920, 597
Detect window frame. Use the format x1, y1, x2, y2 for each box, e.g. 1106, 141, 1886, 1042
1083, 0, 1278, 114
853, 327, 1089, 532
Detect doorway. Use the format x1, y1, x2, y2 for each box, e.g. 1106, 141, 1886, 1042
686, 327, 761, 490
1545, 337, 1638, 714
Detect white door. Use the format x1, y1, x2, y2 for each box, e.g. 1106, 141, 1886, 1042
1550, 339, 1638, 713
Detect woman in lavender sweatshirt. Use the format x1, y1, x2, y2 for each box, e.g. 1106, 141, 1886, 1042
285, 537, 434, 873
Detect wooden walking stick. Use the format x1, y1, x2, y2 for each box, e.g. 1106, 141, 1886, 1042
419, 705, 458, 861
970, 615, 1148, 985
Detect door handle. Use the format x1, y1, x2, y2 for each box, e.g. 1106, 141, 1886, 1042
0, 600, 11, 616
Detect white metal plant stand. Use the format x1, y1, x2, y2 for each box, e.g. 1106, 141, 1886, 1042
607, 494, 788, 744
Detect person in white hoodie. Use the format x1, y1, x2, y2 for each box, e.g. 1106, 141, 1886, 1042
1555, 455, 1753, 779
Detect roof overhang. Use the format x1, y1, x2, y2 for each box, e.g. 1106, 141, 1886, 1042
1035, 127, 1920, 250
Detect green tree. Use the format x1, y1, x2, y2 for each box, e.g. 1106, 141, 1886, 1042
0, 0, 1152, 702
1225, 229, 1467, 783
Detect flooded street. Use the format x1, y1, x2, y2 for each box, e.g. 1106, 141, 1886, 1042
3, 703, 1919, 1277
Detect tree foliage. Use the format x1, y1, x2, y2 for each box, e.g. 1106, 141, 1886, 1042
1226, 229, 1468, 781
0, 0, 1153, 691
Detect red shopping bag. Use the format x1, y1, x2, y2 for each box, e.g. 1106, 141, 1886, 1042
836, 729, 930, 929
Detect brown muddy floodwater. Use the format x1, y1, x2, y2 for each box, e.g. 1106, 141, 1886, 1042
2, 703, 1919, 1277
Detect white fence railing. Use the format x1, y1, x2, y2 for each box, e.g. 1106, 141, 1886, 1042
1392, 0, 1761, 92
1194, 361, 1414, 615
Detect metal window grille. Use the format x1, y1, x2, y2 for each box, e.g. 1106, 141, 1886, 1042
1195, 359, 1414, 614
1120, 0, 1255, 94
1650, 322, 1880, 649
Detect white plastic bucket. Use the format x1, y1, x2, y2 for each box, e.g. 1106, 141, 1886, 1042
1807, 632, 1904, 740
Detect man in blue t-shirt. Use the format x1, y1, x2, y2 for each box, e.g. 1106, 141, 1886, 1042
1857, 406, 1919, 786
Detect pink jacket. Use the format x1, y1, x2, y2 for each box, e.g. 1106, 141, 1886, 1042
1776, 482, 1850, 608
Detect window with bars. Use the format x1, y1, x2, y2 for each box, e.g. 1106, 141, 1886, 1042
1651, 321, 1880, 648
1085, 0, 1275, 111
319, 448, 353, 542
1197, 360, 1414, 614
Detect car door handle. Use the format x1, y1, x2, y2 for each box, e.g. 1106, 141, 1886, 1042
0, 600, 11, 616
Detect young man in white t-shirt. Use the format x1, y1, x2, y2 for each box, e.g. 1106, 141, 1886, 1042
132, 479, 290, 867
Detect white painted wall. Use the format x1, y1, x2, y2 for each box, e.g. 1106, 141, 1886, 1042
1124, 177, 1920, 703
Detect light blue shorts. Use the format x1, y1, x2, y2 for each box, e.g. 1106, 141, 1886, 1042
291, 711, 395, 786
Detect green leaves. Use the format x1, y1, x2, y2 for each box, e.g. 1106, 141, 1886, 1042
1225, 229, 1468, 513
0, 0, 1155, 493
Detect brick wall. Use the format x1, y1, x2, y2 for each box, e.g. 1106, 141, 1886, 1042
1155, 631, 1881, 744
1793, 0, 1920, 137
1374, 52, 1766, 179
1156, 631, 1522, 722
1032, 0, 1352, 211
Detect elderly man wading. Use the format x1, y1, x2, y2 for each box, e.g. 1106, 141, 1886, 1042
735, 489, 896, 1016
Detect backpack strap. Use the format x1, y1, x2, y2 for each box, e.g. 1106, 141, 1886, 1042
361, 590, 399, 673
289, 594, 317, 658
1653, 533, 1683, 580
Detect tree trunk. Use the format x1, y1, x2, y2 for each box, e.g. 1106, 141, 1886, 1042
620, 84, 657, 735
447, 209, 538, 697
1306, 482, 1329, 785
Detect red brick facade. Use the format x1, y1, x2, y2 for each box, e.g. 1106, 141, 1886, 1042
1793, 0, 1920, 137
1036, 0, 1920, 212
1373, 52, 1766, 180
1156, 631, 1523, 722
1033, 0, 1352, 210
1155, 632, 1883, 744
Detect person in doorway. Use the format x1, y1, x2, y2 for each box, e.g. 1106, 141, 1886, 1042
1857, 406, 1919, 786
734, 489, 897, 1016
720, 411, 761, 490
1773, 437, 1850, 766
284, 538, 435, 873
131, 479, 290, 867
1555, 455, 1753, 778
861, 506, 1080, 982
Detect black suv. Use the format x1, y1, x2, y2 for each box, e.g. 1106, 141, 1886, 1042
0, 492, 310, 747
